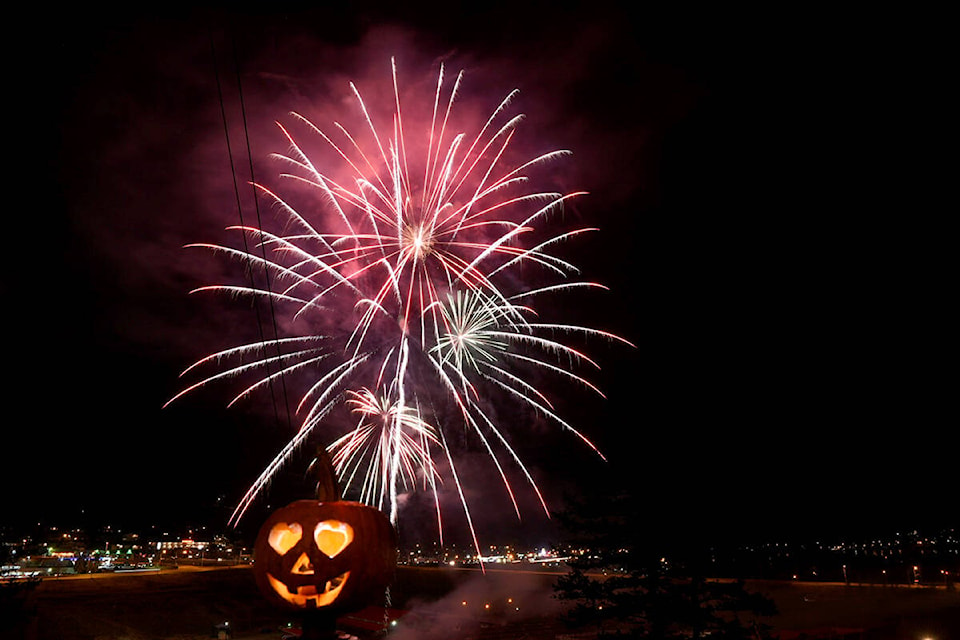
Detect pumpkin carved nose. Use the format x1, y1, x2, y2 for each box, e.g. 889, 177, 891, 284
291, 552, 315, 575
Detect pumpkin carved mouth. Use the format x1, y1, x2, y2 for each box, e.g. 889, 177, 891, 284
266, 571, 350, 608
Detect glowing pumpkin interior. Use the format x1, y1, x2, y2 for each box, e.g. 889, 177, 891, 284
265, 520, 355, 608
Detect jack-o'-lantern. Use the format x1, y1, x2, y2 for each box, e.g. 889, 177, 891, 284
252, 453, 397, 613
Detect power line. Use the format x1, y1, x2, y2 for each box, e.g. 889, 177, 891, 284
209, 29, 294, 441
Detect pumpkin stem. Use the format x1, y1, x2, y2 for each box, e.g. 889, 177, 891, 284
311, 447, 342, 502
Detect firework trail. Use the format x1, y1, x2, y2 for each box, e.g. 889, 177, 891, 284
168, 58, 631, 554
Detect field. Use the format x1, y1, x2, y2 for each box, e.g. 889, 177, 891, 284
2, 566, 958, 639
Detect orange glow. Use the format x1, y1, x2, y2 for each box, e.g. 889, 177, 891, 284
266, 571, 349, 608
268, 523, 303, 555
314, 520, 354, 558
291, 553, 315, 575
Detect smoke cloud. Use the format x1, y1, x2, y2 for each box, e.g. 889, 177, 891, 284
389, 569, 564, 640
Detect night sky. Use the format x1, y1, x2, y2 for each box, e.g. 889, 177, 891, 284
3, 5, 951, 550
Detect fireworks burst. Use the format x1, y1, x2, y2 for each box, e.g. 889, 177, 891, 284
168, 57, 631, 553
328, 387, 440, 513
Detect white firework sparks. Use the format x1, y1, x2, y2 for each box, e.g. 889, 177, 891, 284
168, 57, 632, 557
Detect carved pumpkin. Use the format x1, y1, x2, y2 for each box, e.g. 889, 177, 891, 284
252, 453, 397, 613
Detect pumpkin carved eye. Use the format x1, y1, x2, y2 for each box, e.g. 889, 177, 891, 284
267, 522, 302, 555
315, 520, 354, 558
